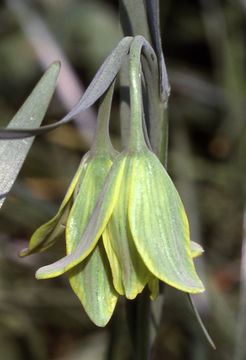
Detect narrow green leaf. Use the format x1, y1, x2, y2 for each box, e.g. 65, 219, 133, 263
145, 0, 170, 102
35, 157, 126, 279
141, 55, 162, 155
128, 150, 205, 293
0, 37, 133, 139
0, 61, 60, 209
187, 293, 216, 349
119, 0, 152, 42
20, 153, 89, 256
69, 241, 118, 327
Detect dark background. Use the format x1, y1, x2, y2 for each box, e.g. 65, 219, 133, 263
0, 0, 245, 359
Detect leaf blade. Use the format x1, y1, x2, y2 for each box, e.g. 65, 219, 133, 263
0, 61, 60, 209
0, 37, 133, 139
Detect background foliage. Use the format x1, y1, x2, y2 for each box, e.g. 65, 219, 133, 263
0, 0, 245, 359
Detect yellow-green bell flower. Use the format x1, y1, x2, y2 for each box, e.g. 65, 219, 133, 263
36, 37, 204, 321
35, 147, 204, 295
21, 83, 120, 326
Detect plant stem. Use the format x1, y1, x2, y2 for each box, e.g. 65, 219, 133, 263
119, 2, 169, 358
135, 288, 151, 360
128, 36, 146, 151
90, 81, 116, 157
125, 288, 151, 360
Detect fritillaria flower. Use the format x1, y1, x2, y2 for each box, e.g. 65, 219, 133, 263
33, 37, 204, 326
21, 84, 120, 326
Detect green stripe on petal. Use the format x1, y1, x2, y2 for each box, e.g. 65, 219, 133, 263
103, 229, 124, 295
128, 151, 204, 294
20, 153, 89, 257
103, 155, 151, 299
140, 239, 201, 302
190, 241, 204, 258
68, 241, 118, 327
35, 157, 126, 279
66, 156, 113, 253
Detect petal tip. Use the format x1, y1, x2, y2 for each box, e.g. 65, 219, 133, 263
35, 266, 55, 280
19, 248, 28, 257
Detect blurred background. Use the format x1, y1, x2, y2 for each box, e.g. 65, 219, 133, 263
0, 0, 245, 359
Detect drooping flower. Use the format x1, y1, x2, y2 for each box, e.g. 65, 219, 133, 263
34, 37, 204, 326
21, 83, 120, 326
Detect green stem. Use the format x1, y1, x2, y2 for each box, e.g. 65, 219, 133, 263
128, 36, 146, 151
136, 288, 151, 360
128, 36, 158, 152
90, 81, 116, 156
119, 3, 169, 359
127, 36, 152, 360
125, 288, 151, 360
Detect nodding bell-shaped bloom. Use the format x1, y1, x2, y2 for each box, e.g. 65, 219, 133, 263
34, 38, 204, 326
21, 84, 120, 326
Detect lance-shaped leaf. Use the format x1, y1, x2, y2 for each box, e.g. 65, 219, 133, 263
145, 0, 170, 102
128, 151, 205, 294
20, 153, 89, 256
119, 0, 152, 42
187, 294, 216, 349
0, 61, 60, 209
36, 157, 126, 279
0, 37, 133, 139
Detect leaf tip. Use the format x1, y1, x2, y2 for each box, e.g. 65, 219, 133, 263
52, 60, 61, 69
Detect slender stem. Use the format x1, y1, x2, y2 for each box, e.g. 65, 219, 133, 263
90, 81, 116, 156
128, 36, 153, 360
136, 288, 152, 360
119, 3, 169, 359
128, 36, 148, 151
